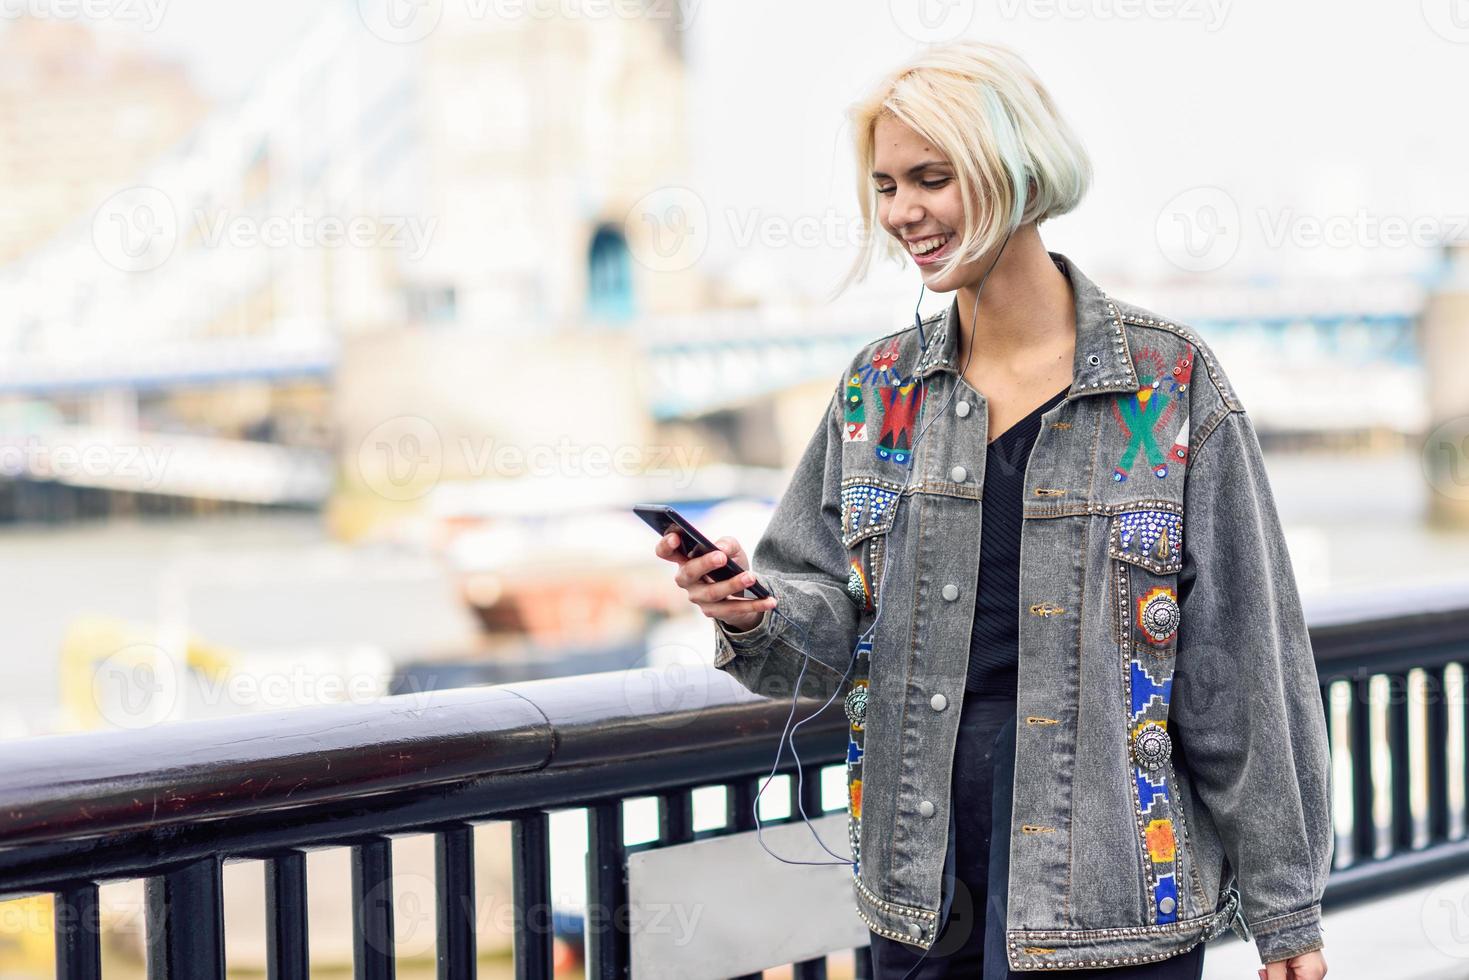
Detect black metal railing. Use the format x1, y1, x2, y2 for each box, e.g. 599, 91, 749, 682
2, 587, 1468, 978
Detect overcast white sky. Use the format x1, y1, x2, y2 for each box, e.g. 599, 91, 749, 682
25, 0, 1469, 304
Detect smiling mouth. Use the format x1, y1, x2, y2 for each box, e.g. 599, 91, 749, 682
908, 233, 955, 263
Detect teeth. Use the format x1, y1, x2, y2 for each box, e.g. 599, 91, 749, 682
909, 234, 950, 256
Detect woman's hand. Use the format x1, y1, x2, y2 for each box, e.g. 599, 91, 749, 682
655, 531, 776, 632
1259, 949, 1326, 980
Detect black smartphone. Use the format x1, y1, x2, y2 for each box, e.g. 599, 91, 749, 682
634, 503, 773, 600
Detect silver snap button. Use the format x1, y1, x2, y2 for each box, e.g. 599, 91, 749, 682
1159, 896, 1176, 914
919, 800, 935, 818
1087, 353, 1101, 365
1131, 723, 1172, 772
907, 922, 922, 939
955, 400, 971, 417
941, 583, 959, 601
949, 465, 967, 483
930, 693, 947, 712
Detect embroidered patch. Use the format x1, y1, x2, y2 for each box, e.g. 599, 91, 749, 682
875, 379, 924, 466
1128, 646, 1183, 923
1137, 586, 1180, 645
843, 374, 867, 442
847, 645, 871, 873
1130, 662, 1172, 718
1110, 344, 1189, 482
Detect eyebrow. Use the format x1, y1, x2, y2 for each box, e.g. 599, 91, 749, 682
870, 160, 951, 179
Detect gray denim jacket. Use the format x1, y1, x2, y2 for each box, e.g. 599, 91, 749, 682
712, 252, 1333, 970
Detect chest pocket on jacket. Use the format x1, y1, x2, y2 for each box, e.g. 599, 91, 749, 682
1108, 506, 1184, 659
839, 477, 903, 613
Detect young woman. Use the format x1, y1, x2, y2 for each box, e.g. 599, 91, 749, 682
657, 41, 1331, 980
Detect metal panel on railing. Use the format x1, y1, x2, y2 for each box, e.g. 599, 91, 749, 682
625, 813, 865, 978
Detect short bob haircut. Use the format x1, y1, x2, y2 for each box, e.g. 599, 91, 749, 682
837, 41, 1091, 294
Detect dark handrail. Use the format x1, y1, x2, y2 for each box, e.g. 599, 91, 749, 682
0, 670, 848, 852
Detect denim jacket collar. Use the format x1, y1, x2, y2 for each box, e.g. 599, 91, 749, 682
911, 251, 1140, 399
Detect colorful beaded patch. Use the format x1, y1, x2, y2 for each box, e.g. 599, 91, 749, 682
840, 482, 900, 547
857, 337, 904, 388
1109, 509, 1184, 574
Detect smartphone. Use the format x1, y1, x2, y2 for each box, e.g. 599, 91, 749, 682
634, 503, 773, 600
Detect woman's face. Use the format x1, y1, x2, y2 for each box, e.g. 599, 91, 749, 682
871, 114, 974, 292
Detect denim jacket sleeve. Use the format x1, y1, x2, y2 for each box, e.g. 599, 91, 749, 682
710, 377, 861, 705
1172, 407, 1334, 965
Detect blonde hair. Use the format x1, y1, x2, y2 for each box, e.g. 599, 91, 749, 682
835, 41, 1091, 295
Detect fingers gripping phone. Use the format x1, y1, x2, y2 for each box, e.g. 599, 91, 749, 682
635, 504, 773, 600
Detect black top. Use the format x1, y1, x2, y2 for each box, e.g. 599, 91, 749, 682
965, 385, 1071, 696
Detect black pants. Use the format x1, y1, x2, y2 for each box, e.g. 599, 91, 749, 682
867, 692, 1207, 979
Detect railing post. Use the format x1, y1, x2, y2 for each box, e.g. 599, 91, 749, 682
54, 882, 101, 980
265, 850, 309, 980
586, 801, 628, 980
435, 824, 477, 980
512, 811, 553, 980
352, 837, 396, 980
1351, 675, 1376, 863
145, 857, 225, 980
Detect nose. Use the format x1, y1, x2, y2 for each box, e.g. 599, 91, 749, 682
889, 183, 924, 232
